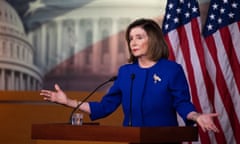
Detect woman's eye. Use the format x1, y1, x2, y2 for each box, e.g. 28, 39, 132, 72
137, 36, 143, 39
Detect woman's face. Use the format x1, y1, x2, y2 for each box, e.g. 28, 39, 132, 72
129, 26, 149, 58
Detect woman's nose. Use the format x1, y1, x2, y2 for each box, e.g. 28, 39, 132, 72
130, 40, 137, 46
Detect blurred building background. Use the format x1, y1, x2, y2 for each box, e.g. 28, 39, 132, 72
0, 0, 210, 91
1, 0, 167, 91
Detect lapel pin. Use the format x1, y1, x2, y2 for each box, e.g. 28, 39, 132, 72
153, 73, 161, 83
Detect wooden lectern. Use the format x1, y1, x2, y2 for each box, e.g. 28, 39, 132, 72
31, 123, 198, 144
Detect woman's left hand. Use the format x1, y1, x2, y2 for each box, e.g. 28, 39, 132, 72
196, 113, 219, 133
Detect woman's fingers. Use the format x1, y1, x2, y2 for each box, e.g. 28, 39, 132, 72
209, 113, 219, 118
40, 90, 52, 97
54, 84, 61, 91
40, 89, 56, 102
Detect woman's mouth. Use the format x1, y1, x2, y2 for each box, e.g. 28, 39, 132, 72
132, 48, 138, 52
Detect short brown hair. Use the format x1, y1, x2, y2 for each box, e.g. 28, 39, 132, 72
125, 18, 169, 63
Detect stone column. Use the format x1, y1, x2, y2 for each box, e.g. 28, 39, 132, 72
33, 79, 37, 90
15, 72, 20, 90
0, 69, 5, 90
10, 70, 14, 90
20, 73, 24, 90
27, 75, 31, 90
41, 24, 47, 69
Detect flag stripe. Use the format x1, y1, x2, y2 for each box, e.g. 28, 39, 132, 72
165, 24, 212, 143
230, 22, 240, 63
203, 43, 237, 143
190, 19, 226, 144
164, 34, 176, 61
213, 28, 240, 122
204, 35, 240, 143
220, 26, 240, 92
201, 0, 240, 143
178, 23, 212, 144
213, 30, 240, 116
162, 1, 213, 143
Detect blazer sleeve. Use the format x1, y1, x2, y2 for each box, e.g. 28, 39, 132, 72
89, 76, 122, 121
169, 64, 196, 125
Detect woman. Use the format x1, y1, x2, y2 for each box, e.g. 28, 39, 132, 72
40, 18, 219, 133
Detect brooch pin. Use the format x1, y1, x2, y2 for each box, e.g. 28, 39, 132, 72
153, 73, 161, 83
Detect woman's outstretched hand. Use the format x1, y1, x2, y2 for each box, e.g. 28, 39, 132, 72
196, 113, 219, 133
40, 84, 68, 105
188, 112, 219, 133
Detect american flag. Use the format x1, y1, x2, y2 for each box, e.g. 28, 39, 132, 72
202, 0, 240, 143
162, 0, 240, 143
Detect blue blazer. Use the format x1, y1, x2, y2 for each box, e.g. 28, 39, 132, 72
89, 59, 196, 126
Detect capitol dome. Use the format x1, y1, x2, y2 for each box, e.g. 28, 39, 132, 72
0, 0, 26, 40
0, 0, 42, 90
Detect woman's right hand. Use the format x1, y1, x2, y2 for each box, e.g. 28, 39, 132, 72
40, 84, 68, 105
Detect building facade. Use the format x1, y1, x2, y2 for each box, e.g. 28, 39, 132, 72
0, 0, 42, 90
27, 0, 166, 90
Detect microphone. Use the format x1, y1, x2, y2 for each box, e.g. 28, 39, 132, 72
69, 76, 117, 124
128, 73, 135, 126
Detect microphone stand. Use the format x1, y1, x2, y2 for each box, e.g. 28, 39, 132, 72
69, 76, 117, 124
128, 74, 135, 126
